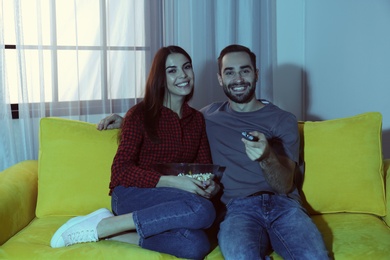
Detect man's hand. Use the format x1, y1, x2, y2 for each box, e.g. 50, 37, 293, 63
97, 114, 123, 130
241, 131, 295, 194
241, 131, 270, 161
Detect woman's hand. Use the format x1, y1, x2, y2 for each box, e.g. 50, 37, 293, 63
200, 179, 220, 199
157, 175, 220, 199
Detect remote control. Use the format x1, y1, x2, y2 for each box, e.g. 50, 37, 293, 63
241, 131, 259, 141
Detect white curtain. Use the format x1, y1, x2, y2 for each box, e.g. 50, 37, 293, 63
0, 0, 273, 171
0, 0, 162, 171
163, 0, 275, 109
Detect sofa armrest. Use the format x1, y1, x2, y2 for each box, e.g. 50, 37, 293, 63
385, 159, 390, 227
0, 160, 38, 245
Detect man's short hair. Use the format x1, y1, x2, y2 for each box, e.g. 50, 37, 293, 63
217, 44, 257, 75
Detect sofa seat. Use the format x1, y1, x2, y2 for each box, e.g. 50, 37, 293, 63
206, 213, 390, 260
311, 214, 390, 259
0, 216, 177, 259
1, 210, 389, 259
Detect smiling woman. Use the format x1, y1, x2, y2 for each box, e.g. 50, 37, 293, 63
49, 46, 220, 259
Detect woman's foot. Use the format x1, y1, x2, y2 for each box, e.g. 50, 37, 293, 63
50, 208, 114, 248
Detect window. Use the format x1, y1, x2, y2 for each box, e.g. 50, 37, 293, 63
2, 0, 160, 117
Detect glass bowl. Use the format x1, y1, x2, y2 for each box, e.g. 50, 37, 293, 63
154, 163, 225, 179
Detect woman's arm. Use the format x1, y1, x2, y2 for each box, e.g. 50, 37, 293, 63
110, 109, 161, 189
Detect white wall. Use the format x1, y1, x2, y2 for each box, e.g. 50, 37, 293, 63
274, 0, 390, 158
273, 0, 305, 120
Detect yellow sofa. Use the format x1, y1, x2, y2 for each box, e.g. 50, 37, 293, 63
1, 112, 389, 259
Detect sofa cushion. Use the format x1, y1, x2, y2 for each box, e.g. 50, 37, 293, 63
36, 117, 119, 217
299, 112, 385, 216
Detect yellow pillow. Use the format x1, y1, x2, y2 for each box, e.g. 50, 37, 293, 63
299, 112, 385, 216
36, 117, 119, 217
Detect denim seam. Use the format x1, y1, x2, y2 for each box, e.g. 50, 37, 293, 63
132, 211, 145, 239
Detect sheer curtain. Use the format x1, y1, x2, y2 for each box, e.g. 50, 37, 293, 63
0, 0, 273, 171
163, 0, 275, 110
0, 0, 162, 171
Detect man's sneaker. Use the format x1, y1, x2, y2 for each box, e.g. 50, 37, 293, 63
50, 208, 114, 248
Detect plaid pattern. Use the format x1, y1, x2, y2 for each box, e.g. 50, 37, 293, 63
110, 103, 212, 194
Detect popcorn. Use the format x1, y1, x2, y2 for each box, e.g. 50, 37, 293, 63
178, 172, 213, 181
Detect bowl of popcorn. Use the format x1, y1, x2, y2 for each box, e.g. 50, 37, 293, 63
154, 163, 225, 181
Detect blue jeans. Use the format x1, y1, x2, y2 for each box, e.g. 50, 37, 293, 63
111, 186, 216, 259
218, 194, 329, 260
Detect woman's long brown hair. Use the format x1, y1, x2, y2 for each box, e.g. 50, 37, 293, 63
119, 46, 194, 143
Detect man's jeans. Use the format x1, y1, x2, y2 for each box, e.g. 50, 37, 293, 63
218, 194, 329, 260
111, 186, 216, 259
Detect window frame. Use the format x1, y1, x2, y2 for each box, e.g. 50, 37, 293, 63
5, 0, 158, 119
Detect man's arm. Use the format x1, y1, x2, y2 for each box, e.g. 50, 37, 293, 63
258, 147, 295, 194
242, 131, 295, 194
96, 114, 123, 130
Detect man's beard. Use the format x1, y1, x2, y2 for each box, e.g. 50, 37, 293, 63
222, 81, 256, 104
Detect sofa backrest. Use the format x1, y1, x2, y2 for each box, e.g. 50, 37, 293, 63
36, 113, 386, 218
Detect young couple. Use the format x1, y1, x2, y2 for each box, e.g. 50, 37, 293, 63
51, 44, 329, 260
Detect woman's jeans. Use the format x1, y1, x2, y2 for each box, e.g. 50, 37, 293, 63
111, 186, 216, 259
218, 194, 329, 260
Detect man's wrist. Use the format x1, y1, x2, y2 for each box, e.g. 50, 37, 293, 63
257, 145, 271, 163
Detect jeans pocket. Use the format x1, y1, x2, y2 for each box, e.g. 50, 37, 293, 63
225, 197, 245, 211
225, 198, 235, 209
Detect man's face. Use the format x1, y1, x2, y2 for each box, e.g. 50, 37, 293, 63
218, 51, 258, 104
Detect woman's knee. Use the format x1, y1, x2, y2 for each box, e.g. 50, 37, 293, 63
181, 229, 211, 259
142, 229, 210, 260
186, 197, 216, 228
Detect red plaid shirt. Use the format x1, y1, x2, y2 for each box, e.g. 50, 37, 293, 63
109, 102, 212, 194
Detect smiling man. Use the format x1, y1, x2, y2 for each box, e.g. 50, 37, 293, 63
218, 51, 258, 104
200, 44, 329, 259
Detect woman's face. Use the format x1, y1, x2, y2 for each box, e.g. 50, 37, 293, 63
165, 53, 194, 99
